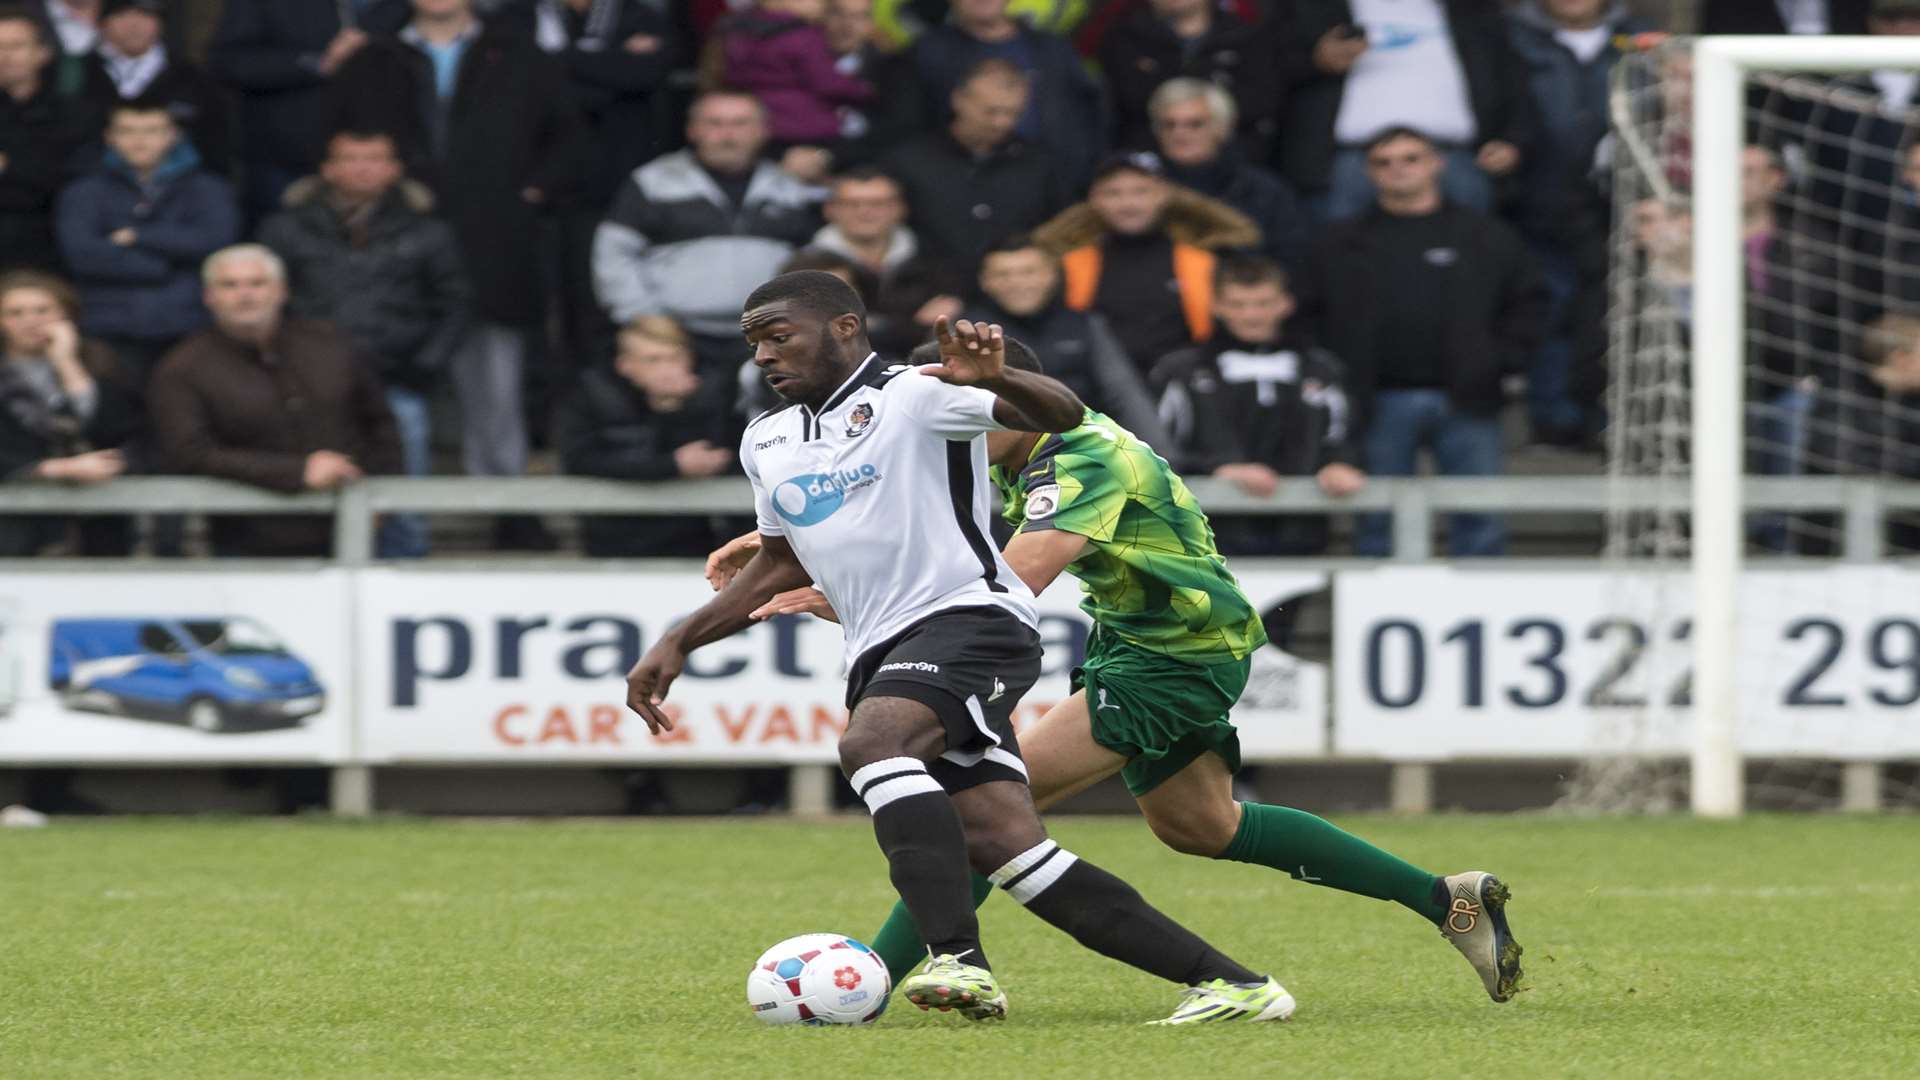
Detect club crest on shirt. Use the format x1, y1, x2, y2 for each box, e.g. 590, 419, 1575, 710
1025, 483, 1060, 520
846, 402, 874, 437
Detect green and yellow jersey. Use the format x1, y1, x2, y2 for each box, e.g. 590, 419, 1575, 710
993, 410, 1268, 664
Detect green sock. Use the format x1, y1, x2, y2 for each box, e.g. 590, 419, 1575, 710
870, 873, 996, 985
1219, 802, 1447, 926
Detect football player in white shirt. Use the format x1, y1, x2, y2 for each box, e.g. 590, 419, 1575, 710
626, 271, 1290, 1024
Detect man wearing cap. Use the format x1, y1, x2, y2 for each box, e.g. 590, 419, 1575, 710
81, 0, 231, 176
1032, 150, 1260, 384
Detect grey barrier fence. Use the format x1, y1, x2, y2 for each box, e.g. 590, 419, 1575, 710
4, 475, 1918, 816
7, 474, 1920, 562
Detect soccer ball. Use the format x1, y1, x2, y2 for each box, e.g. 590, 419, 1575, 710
746, 933, 892, 1026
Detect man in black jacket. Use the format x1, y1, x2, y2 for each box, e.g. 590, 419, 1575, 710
330, 0, 586, 551
1099, 0, 1286, 161
1276, 0, 1533, 224
554, 315, 734, 558
0, 9, 89, 272
880, 58, 1070, 273
493, 0, 679, 423
1155, 255, 1365, 557
258, 128, 471, 559
910, 0, 1104, 189
207, 0, 407, 221
1293, 127, 1545, 557
496, 0, 677, 211
1149, 77, 1307, 271
81, 0, 231, 176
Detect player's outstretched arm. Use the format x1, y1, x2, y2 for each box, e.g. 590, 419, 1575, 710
626, 534, 811, 733
921, 316, 1084, 433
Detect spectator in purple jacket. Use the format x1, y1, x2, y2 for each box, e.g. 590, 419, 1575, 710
719, 0, 870, 172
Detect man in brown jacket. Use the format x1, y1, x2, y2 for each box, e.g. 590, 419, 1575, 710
149, 243, 401, 556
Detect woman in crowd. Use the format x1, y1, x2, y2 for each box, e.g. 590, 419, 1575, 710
0, 270, 139, 556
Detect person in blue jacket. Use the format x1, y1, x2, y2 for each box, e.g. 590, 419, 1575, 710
54, 96, 239, 384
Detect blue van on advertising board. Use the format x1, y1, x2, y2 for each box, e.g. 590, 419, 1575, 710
48, 617, 325, 733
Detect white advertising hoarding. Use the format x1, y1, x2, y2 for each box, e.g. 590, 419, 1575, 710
355, 567, 1330, 763
1334, 566, 1920, 759
0, 571, 353, 762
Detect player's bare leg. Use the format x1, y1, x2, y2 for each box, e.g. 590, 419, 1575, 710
1018, 690, 1127, 811
1132, 749, 1244, 856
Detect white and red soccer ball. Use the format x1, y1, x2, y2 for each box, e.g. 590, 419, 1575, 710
746, 933, 892, 1026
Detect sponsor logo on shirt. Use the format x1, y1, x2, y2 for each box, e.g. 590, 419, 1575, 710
1424, 247, 1459, 267
772, 465, 882, 526
754, 435, 789, 451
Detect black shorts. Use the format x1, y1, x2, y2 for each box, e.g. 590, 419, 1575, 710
845, 605, 1042, 793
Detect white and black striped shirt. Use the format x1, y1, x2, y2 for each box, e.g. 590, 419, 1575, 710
740, 354, 1038, 666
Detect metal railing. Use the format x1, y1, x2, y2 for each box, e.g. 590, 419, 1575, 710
6, 474, 1920, 563
6, 475, 1918, 817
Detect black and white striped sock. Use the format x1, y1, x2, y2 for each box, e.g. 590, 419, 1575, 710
849, 757, 987, 968
991, 839, 1261, 986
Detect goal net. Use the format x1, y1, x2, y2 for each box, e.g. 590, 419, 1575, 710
1596, 36, 1920, 814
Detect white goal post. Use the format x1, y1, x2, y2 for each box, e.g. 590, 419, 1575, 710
1688, 37, 1920, 817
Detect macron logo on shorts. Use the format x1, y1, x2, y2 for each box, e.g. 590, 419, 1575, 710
878, 660, 940, 675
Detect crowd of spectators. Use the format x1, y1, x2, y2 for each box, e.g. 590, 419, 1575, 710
1, 0, 1915, 562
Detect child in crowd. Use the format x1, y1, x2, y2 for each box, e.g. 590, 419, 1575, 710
1154, 256, 1365, 559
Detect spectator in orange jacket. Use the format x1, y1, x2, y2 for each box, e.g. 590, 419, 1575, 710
1032, 150, 1259, 382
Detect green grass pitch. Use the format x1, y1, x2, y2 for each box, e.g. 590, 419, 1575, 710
3, 814, 1916, 1079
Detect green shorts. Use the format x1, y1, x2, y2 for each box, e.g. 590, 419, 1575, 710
1070, 629, 1250, 797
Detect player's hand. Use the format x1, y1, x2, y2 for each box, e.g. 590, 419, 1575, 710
920, 317, 1005, 387
750, 586, 839, 623
626, 640, 687, 734
1316, 462, 1368, 498
705, 530, 763, 591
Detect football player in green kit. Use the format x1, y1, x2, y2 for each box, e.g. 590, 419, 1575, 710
710, 340, 1523, 1021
